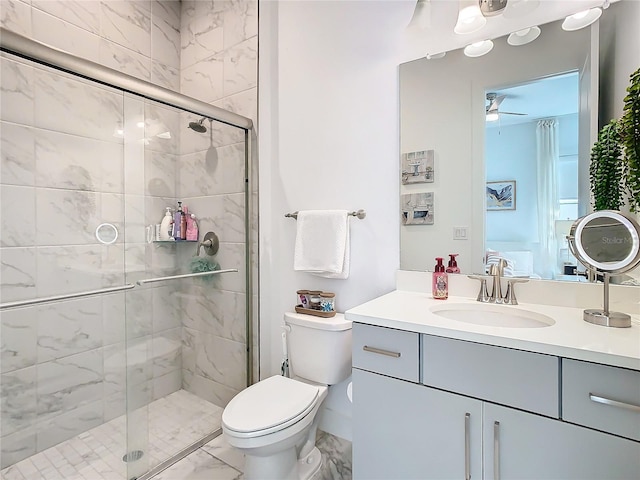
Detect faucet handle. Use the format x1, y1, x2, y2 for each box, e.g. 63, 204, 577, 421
503, 278, 528, 305
468, 275, 490, 302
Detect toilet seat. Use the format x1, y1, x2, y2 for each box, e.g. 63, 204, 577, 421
222, 375, 320, 438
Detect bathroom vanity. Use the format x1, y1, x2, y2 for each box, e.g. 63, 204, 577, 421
346, 286, 640, 479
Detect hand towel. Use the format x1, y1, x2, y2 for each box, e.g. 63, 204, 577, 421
293, 210, 350, 279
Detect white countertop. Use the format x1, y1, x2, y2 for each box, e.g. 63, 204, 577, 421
345, 290, 640, 371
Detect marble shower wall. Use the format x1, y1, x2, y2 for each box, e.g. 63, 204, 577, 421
0, 0, 182, 91
1, 0, 259, 468
178, 0, 258, 407
0, 0, 184, 468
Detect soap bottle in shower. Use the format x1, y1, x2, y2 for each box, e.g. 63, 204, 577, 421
432, 257, 448, 300
180, 205, 188, 241
173, 201, 183, 240
159, 207, 174, 241
186, 212, 199, 241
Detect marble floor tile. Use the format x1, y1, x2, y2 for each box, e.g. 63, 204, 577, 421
1, 389, 224, 479
151, 448, 241, 480
202, 434, 245, 472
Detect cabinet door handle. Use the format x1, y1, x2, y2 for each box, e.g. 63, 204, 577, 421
589, 393, 640, 413
362, 345, 401, 358
493, 421, 500, 480
464, 413, 471, 480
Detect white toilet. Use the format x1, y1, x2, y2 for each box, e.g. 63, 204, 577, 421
222, 312, 352, 480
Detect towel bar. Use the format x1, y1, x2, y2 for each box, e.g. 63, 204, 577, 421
285, 209, 366, 220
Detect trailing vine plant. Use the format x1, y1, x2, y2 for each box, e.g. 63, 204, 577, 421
589, 119, 624, 211
620, 67, 640, 212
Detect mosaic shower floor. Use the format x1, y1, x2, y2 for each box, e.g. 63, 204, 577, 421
1, 390, 233, 480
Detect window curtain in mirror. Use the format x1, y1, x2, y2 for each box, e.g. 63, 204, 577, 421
536, 119, 560, 279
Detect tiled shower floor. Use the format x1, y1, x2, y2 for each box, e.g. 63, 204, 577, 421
1, 390, 230, 480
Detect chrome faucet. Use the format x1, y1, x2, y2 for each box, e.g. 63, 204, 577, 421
469, 258, 528, 305
489, 259, 507, 304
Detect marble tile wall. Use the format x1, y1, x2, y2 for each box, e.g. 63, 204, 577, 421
1, 0, 259, 469
0, 0, 181, 91
0, 56, 182, 469
178, 0, 258, 407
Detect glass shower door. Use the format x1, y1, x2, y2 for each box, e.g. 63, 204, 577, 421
120, 93, 250, 479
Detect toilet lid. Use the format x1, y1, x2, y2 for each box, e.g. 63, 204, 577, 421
222, 375, 319, 434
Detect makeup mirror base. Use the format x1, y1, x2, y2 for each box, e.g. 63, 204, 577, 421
583, 309, 631, 328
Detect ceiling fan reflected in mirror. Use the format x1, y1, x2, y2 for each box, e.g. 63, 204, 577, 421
486, 92, 527, 122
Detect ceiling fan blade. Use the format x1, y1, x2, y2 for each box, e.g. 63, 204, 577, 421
486, 94, 506, 113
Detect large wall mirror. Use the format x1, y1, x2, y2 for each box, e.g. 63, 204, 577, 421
399, 0, 640, 286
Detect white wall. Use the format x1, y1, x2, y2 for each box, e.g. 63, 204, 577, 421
258, 0, 413, 439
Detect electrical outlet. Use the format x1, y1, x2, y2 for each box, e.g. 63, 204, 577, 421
453, 226, 468, 240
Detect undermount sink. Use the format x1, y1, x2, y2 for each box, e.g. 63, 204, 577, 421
429, 303, 555, 328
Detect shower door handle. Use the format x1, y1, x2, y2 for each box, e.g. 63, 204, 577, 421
0, 284, 136, 310
136, 268, 238, 285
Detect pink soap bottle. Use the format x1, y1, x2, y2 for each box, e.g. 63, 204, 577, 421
446, 254, 460, 274
432, 257, 448, 300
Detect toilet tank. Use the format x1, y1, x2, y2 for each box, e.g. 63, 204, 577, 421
284, 312, 352, 385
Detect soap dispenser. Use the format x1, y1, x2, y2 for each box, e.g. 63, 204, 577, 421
432, 257, 448, 300
446, 254, 460, 274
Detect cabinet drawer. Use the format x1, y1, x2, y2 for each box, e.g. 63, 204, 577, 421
352, 323, 419, 382
423, 335, 559, 417
562, 359, 640, 441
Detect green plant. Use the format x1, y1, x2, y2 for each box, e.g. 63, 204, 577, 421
589, 119, 624, 211
620, 67, 640, 212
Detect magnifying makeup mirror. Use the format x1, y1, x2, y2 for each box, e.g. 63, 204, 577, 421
568, 210, 640, 328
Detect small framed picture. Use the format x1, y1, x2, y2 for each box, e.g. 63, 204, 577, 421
486, 180, 516, 211
401, 150, 434, 184
401, 192, 434, 225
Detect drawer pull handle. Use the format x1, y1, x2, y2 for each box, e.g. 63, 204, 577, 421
464, 413, 471, 480
493, 421, 500, 480
362, 345, 401, 358
589, 393, 640, 413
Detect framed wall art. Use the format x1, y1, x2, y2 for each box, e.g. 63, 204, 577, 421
486, 180, 516, 211
401, 150, 434, 184
401, 192, 434, 225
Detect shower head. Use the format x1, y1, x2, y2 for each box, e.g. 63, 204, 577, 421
188, 117, 208, 133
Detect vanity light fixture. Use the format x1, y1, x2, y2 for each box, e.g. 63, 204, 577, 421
562, 7, 602, 31
479, 0, 508, 17
507, 26, 541, 46
454, 0, 486, 35
464, 39, 494, 57
503, 0, 540, 19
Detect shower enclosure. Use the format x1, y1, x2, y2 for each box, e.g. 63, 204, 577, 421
0, 28, 256, 480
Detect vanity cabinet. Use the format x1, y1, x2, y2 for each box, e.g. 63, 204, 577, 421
353, 368, 482, 480
352, 323, 640, 480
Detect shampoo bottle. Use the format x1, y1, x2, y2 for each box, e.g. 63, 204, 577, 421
159, 207, 173, 241
173, 201, 183, 240
180, 205, 188, 241
446, 254, 460, 274
432, 257, 448, 300
186, 213, 199, 241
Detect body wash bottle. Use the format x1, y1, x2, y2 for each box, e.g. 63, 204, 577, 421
173, 201, 183, 240
160, 207, 173, 241
432, 257, 448, 300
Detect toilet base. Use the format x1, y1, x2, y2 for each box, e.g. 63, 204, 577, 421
298, 446, 322, 480
242, 445, 323, 480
